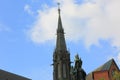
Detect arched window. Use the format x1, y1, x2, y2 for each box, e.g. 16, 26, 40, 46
58, 64, 61, 78
63, 63, 66, 78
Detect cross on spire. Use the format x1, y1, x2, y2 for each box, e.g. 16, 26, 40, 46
57, 2, 61, 15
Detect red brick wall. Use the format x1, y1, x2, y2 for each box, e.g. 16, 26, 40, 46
93, 71, 109, 80
93, 61, 120, 80
109, 62, 119, 80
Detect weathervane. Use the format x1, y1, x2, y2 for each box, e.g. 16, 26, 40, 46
57, 2, 61, 14
57, 2, 60, 8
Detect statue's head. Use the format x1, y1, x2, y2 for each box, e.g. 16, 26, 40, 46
75, 54, 79, 61
74, 54, 82, 68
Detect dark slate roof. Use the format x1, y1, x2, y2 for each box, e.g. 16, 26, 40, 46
95, 58, 114, 71
0, 69, 31, 80
86, 58, 116, 80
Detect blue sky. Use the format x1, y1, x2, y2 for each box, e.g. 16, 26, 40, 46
0, 0, 120, 80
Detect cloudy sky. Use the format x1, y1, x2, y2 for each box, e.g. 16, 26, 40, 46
0, 0, 120, 80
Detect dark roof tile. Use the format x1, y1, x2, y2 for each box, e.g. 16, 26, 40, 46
86, 58, 115, 80
0, 69, 31, 80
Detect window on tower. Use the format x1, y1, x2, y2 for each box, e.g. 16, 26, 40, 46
63, 63, 67, 78
58, 64, 61, 78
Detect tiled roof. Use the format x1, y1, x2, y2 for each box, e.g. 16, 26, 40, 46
0, 69, 31, 80
95, 58, 114, 71
86, 58, 115, 80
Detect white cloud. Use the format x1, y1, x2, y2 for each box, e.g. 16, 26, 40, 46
24, 4, 34, 15
27, 7, 57, 43
27, 0, 120, 49
117, 53, 120, 64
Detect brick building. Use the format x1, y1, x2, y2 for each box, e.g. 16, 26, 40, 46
86, 59, 120, 80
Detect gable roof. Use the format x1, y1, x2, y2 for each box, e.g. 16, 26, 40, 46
86, 58, 119, 80
0, 69, 31, 80
95, 58, 114, 71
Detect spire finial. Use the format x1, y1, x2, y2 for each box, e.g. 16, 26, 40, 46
57, 2, 61, 15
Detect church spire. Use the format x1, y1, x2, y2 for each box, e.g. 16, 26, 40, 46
53, 4, 71, 80
56, 3, 67, 52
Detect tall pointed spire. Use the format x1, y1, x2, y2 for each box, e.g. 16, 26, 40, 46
56, 3, 67, 52
57, 3, 63, 32
53, 4, 71, 80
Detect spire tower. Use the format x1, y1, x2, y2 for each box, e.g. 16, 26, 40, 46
56, 3, 67, 52
53, 3, 71, 80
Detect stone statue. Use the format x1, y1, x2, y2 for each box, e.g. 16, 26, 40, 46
71, 54, 86, 80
